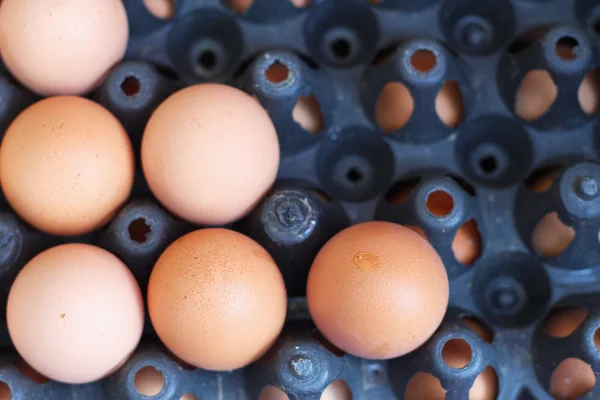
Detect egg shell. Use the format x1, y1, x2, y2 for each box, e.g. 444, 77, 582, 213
6, 244, 144, 384
141, 84, 280, 225
0, 96, 134, 236
147, 228, 287, 371
307, 221, 449, 359
0, 0, 128, 96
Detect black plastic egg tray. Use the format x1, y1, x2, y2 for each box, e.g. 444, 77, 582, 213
0, 0, 599, 398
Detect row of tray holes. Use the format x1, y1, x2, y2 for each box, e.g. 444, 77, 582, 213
0, 311, 594, 399
116, 45, 600, 140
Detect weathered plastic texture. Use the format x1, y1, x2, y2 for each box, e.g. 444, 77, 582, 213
0, 0, 597, 399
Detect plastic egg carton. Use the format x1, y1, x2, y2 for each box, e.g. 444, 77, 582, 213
0, 0, 598, 398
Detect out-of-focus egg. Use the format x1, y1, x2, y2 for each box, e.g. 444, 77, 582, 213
405, 368, 498, 400
6, 244, 144, 384
453, 220, 481, 265
292, 95, 325, 134
147, 228, 287, 371
0, 0, 128, 96
550, 358, 595, 399
578, 70, 600, 115
143, 0, 174, 19
0, 96, 134, 236
532, 212, 575, 258
142, 84, 279, 225
543, 307, 596, 399
307, 221, 449, 359
515, 70, 557, 121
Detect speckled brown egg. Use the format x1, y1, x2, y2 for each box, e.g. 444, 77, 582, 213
147, 228, 287, 371
141, 84, 280, 225
6, 244, 144, 384
0, 96, 134, 236
0, 0, 128, 96
307, 221, 449, 359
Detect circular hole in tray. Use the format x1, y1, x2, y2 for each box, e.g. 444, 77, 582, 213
135, 366, 165, 397
0, 382, 10, 400
410, 49, 436, 73
311, 329, 345, 357
515, 70, 557, 121
376, 82, 414, 133
579, 69, 600, 115
197, 50, 218, 71
121, 76, 141, 97
436, 80, 464, 128
555, 36, 579, 61
128, 218, 152, 244
550, 358, 595, 399
471, 367, 499, 400
442, 338, 472, 368
405, 372, 444, 400
181, 394, 199, 400
385, 177, 421, 205
346, 167, 363, 184
426, 190, 454, 217
595, 328, 600, 351
265, 61, 290, 84
453, 219, 482, 265
532, 212, 575, 258
479, 155, 498, 175
526, 166, 561, 192
330, 37, 352, 60
321, 380, 352, 400
461, 316, 493, 343
293, 95, 324, 134
543, 307, 588, 338
143, 0, 175, 19
259, 386, 288, 400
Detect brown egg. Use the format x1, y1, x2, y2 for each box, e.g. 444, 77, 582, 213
0, 0, 128, 96
143, 0, 174, 19
545, 308, 596, 399
532, 212, 575, 258
453, 220, 481, 265
0, 96, 134, 236
142, 84, 280, 225
515, 70, 557, 121
307, 221, 449, 359
6, 244, 144, 384
147, 228, 287, 371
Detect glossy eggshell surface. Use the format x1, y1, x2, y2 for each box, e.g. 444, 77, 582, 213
0, 96, 135, 236
0, 0, 128, 96
307, 221, 449, 359
141, 83, 280, 225
6, 244, 144, 384
147, 228, 287, 371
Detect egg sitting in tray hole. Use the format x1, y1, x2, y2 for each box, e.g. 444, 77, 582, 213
0, 96, 135, 236
147, 228, 287, 371
142, 83, 280, 226
307, 221, 449, 359
0, 0, 129, 96
6, 244, 144, 384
